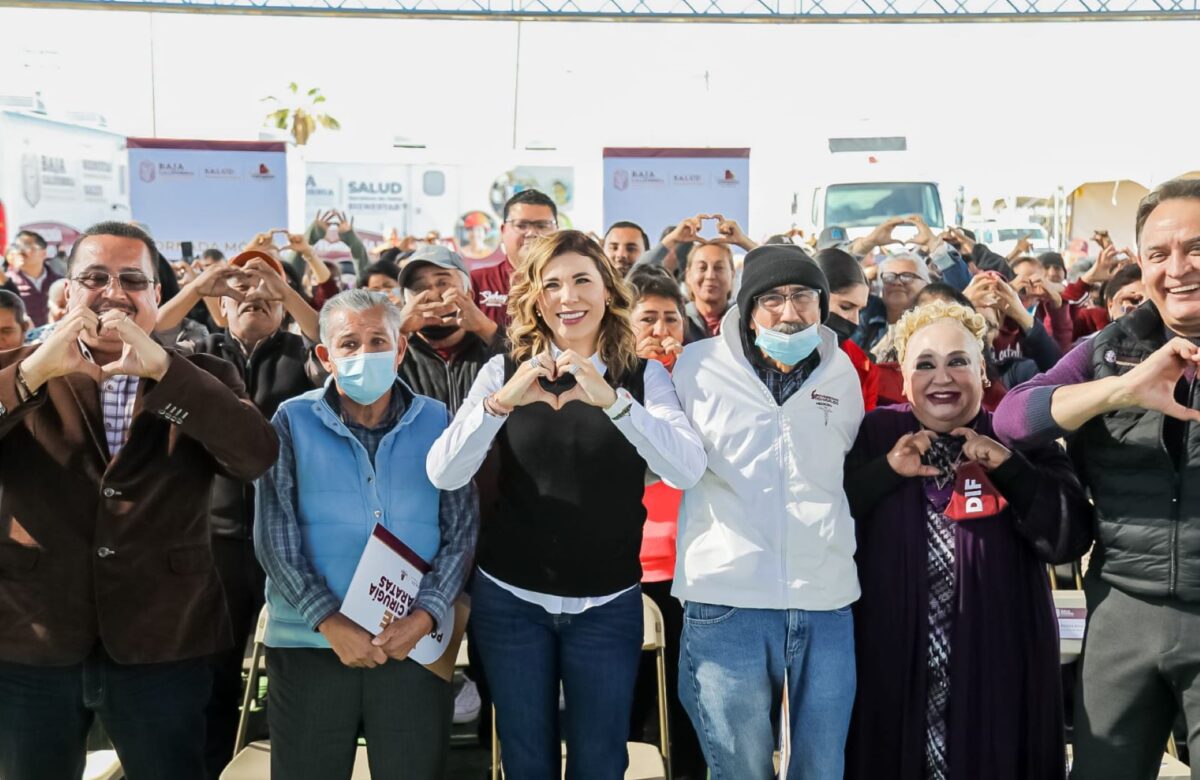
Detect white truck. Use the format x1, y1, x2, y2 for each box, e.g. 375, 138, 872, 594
805, 179, 955, 243
0, 111, 130, 260
792, 131, 960, 245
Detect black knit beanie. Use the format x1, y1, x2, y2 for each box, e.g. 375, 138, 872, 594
736, 244, 830, 334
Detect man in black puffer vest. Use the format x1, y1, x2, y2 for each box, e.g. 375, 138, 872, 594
994, 178, 1200, 780
191, 250, 323, 779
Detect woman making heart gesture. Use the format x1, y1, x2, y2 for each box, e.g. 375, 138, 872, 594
841, 300, 1093, 780
427, 230, 706, 780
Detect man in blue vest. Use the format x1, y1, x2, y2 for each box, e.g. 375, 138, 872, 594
254, 289, 478, 780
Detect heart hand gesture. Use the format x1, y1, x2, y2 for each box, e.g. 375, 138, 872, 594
493, 351, 560, 410
950, 427, 1011, 471
1112, 338, 1200, 423
191, 265, 249, 302
663, 216, 705, 248
95, 311, 170, 381
20, 307, 105, 390
554, 350, 618, 408
886, 429, 941, 478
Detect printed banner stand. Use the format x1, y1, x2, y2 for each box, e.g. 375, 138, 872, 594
602, 148, 751, 250
127, 138, 288, 261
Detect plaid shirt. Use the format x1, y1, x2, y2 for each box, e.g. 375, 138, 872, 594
78, 341, 140, 457
255, 382, 479, 631
750, 348, 821, 407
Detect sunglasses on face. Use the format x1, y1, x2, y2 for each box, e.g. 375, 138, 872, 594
71, 269, 155, 292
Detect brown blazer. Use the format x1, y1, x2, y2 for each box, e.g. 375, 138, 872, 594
0, 346, 279, 666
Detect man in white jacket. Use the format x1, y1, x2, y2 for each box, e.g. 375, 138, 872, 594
672, 244, 865, 780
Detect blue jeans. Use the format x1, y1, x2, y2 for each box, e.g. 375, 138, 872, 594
0, 646, 212, 780
470, 573, 644, 780
679, 602, 856, 780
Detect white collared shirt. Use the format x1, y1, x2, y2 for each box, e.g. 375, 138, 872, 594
427, 347, 706, 614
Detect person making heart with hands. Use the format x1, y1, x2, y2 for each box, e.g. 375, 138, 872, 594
20, 236, 171, 397
426, 230, 706, 780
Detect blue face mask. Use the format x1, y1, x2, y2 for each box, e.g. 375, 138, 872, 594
333, 350, 397, 405
755, 323, 821, 366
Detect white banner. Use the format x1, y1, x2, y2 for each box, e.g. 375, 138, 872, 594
305, 162, 408, 247
0, 111, 130, 257
602, 148, 751, 247
127, 139, 288, 261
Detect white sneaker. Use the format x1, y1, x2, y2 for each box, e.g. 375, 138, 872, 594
453, 678, 482, 724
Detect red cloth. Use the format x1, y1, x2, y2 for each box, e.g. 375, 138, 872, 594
701, 311, 723, 337
1061, 279, 1091, 306
1059, 279, 1110, 343
469, 257, 515, 329
841, 339, 879, 411
1038, 302, 1074, 354
1073, 306, 1110, 341
310, 278, 341, 311
640, 482, 682, 583
876, 362, 905, 407
433, 339, 470, 364
981, 369, 1007, 412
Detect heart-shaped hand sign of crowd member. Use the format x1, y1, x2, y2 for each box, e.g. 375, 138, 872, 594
692, 214, 721, 242
687, 214, 747, 247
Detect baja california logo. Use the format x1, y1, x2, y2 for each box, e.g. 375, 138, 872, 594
613, 170, 629, 192
21, 154, 40, 208
138, 160, 156, 183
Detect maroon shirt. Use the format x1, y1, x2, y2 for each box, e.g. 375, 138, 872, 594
470, 256, 514, 329
11, 266, 62, 327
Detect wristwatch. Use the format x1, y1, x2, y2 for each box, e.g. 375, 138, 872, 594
604, 388, 635, 421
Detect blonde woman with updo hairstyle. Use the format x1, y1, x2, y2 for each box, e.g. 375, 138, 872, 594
841, 300, 1093, 780
427, 230, 706, 780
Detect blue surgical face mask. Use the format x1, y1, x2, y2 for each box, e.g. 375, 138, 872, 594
333, 350, 397, 405
754, 322, 821, 366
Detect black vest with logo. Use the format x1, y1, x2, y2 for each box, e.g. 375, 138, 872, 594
478, 356, 648, 597
1075, 303, 1200, 601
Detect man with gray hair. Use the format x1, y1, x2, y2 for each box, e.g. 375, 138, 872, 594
254, 289, 479, 779
853, 252, 930, 359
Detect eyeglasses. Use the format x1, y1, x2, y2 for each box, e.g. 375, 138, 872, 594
504, 219, 557, 234
881, 272, 923, 285
71, 270, 155, 292
756, 289, 820, 312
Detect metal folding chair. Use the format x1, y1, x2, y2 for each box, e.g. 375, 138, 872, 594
220, 606, 371, 779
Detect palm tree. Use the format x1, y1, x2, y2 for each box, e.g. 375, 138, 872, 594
263, 83, 340, 146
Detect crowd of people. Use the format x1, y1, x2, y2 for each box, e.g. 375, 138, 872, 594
0, 178, 1199, 780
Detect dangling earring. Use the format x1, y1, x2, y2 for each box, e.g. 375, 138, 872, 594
535, 309, 543, 319
981, 373, 991, 389
606, 299, 612, 307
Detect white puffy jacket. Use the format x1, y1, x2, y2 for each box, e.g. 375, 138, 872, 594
671, 306, 865, 611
